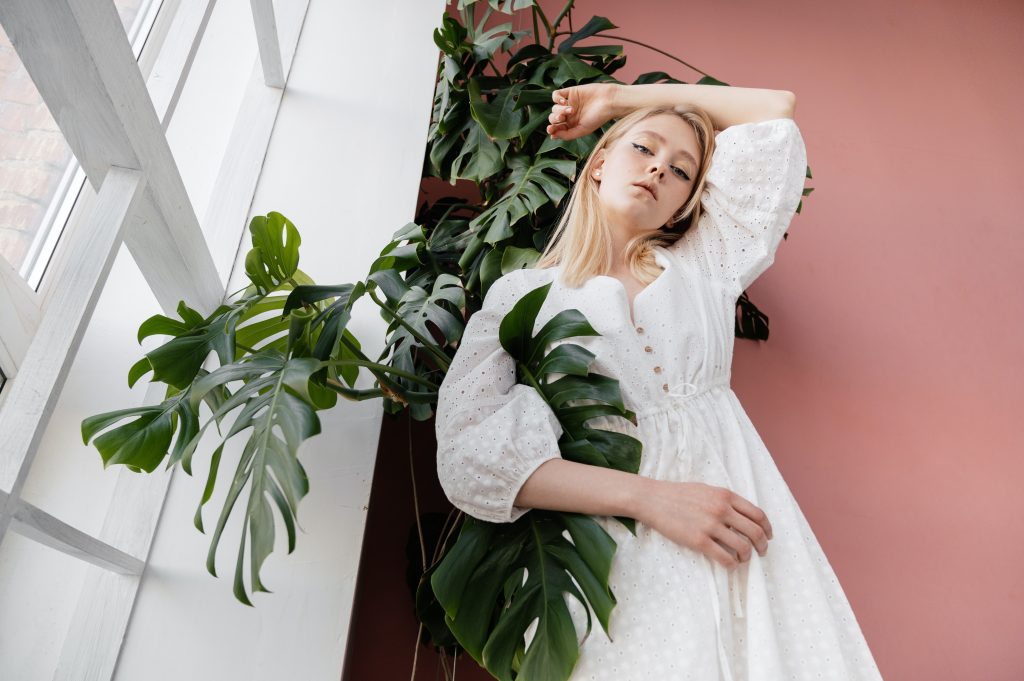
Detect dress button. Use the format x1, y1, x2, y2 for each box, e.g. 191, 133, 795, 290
653, 366, 662, 374
644, 346, 653, 353
636, 326, 645, 334
662, 383, 670, 392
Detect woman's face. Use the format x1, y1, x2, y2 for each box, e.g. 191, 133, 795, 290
591, 113, 703, 237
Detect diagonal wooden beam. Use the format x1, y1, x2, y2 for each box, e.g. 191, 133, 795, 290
0, 0, 222, 314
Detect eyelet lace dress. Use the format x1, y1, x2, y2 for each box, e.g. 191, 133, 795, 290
434, 118, 885, 680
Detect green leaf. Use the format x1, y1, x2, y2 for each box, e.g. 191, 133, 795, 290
197, 356, 320, 604
127, 356, 152, 388
696, 74, 730, 86
556, 16, 617, 54
433, 283, 642, 679
469, 79, 525, 140
470, 155, 576, 244
245, 212, 301, 292
451, 123, 506, 182
501, 246, 541, 274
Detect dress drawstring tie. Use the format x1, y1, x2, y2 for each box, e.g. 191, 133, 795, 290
644, 377, 745, 681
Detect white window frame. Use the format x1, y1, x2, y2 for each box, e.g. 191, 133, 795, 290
0, 0, 309, 678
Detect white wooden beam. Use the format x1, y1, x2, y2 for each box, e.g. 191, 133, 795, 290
0, 0, 222, 314
50, 4, 310, 679
0, 253, 41, 374
249, 0, 285, 88
146, 0, 219, 130
205, 0, 310, 280
8, 500, 145, 575
0, 168, 145, 508
52, 381, 173, 681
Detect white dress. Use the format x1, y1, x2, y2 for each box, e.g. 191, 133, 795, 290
434, 118, 885, 681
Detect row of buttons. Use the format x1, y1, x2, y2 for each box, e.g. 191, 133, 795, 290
636, 326, 670, 392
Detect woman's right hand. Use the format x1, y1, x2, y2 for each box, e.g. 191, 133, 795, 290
636, 479, 774, 568
546, 83, 621, 140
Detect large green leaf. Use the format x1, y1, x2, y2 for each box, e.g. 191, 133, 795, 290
433, 282, 641, 680
469, 155, 576, 246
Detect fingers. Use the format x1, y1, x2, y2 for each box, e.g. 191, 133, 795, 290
729, 492, 773, 541
725, 507, 769, 557
547, 102, 574, 138
707, 537, 740, 568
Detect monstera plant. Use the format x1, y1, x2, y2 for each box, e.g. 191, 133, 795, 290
82, 0, 813, 678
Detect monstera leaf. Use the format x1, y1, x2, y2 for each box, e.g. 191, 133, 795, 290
429, 282, 642, 681
83, 215, 441, 605
464, 155, 576, 251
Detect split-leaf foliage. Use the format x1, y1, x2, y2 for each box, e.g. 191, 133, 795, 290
82, 0, 812, 678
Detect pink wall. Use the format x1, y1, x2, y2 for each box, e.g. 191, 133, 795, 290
525, 0, 1023, 678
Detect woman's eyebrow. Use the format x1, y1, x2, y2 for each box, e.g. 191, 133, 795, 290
633, 129, 698, 167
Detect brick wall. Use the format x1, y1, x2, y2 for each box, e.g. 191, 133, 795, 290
0, 0, 146, 277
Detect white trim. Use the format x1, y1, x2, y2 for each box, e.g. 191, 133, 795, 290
0, 0, 222, 314
205, 0, 309, 280
249, 0, 285, 88
0, 168, 145, 499
8, 500, 145, 575
147, 0, 219, 131
0, 252, 41, 374
53, 381, 174, 681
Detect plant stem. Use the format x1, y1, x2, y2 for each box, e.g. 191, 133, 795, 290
550, 0, 574, 38
532, 4, 553, 49
531, 7, 540, 46
367, 289, 451, 371
581, 32, 710, 78
475, 5, 492, 34
322, 381, 386, 401
409, 416, 427, 572
325, 359, 439, 389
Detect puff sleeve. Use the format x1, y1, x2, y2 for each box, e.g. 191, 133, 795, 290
669, 117, 808, 295
434, 271, 564, 524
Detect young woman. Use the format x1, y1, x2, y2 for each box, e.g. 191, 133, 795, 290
434, 82, 884, 680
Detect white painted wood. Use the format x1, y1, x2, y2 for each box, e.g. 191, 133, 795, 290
42, 2, 311, 678
249, 0, 285, 88
0, 0, 291, 678
147, 0, 219, 130
9, 500, 145, 575
115, 1, 446, 678
54, 568, 141, 681
53, 381, 173, 681
0, 0, 222, 314
0, 168, 145, 501
0, 252, 41, 374
205, 0, 309, 281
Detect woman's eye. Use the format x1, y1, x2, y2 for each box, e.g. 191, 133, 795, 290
631, 143, 651, 154
672, 166, 691, 181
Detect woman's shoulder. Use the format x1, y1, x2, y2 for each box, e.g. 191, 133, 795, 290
481, 266, 558, 310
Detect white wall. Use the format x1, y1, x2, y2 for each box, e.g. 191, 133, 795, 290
0, 0, 443, 678
113, 1, 444, 680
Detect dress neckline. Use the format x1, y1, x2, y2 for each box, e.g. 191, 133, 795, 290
590, 246, 671, 327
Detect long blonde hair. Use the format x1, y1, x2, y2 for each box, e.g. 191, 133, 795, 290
534, 105, 716, 287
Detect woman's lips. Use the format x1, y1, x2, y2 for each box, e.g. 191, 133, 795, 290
634, 184, 656, 199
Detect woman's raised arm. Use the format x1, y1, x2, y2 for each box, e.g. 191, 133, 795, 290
547, 83, 795, 140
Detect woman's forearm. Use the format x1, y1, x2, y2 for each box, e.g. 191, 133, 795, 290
609, 83, 795, 130
513, 458, 655, 518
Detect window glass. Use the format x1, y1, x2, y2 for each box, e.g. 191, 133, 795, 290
0, 0, 162, 288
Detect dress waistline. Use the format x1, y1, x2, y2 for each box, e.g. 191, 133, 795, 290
636, 375, 731, 419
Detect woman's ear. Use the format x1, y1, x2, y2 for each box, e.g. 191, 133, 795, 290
591, 152, 606, 181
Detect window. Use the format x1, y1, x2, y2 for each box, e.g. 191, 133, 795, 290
0, 0, 162, 289
0, 0, 301, 678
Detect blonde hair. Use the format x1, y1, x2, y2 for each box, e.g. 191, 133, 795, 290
534, 105, 716, 287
